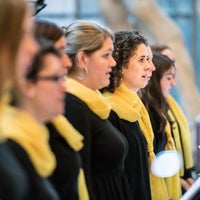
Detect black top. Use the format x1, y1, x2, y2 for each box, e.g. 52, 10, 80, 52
0, 142, 28, 200
7, 139, 60, 200
65, 93, 132, 200
47, 122, 81, 200
148, 108, 167, 154
108, 110, 151, 200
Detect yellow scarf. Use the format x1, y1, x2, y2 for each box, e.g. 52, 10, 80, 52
66, 78, 111, 119
103, 84, 141, 122
52, 115, 84, 151
138, 97, 181, 200
167, 95, 193, 176
52, 115, 89, 200
1, 106, 56, 177
103, 84, 181, 199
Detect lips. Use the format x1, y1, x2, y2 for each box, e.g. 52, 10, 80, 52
142, 73, 152, 79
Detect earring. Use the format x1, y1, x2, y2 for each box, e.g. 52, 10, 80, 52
77, 67, 88, 81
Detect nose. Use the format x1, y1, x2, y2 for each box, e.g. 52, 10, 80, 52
110, 56, 116, 68
62, 53, 72, 69
59, 77, 67, 93
171, 78, 176, 87
150, 61, 156, 71
30, 34, 40, 57
144, 59, 151, 71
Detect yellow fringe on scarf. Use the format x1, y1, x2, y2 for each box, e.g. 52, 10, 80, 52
104, 84, 181, 200
167, 95, 193, 176
52, 115, 89, 200
78, 168, 89, 200
1, 106, 56, 177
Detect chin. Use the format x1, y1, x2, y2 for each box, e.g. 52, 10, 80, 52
57, 105, 65, 115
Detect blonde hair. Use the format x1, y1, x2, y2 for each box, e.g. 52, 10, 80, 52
0, 0, 27, 98
64, 20, 113, 74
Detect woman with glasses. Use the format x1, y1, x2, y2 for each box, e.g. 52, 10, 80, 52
34, 20, 89, 200
1, 40, 65, 200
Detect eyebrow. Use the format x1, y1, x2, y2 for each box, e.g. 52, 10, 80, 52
163, 72, 175, 76
138, 55, 146, 59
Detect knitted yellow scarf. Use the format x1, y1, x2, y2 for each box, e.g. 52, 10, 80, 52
138, 96, 181, 200
52, 115, 89, 200
66, 78, 111, 119
52, 115, 84, 151
103, 84, 141, 122
167, 95, 193, 176
1, 106, 56, 177
103, 84, 181, 200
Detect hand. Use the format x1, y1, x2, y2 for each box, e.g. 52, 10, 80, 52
180, 177, 194, 191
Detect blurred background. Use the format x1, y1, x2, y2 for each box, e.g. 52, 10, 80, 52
35, 0, 200, 171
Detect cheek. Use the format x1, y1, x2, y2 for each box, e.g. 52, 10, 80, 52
160, 80, 166, 93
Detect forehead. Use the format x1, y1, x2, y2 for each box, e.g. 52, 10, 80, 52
147, 46, 153, 57
163, 65, 176, 75
101, 37, 113, 49
92, 37, 114, 54
55, 36, 66, 49
161, 49, 175, 61
133, 43, 147, 56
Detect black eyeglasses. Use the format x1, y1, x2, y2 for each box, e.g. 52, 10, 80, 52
35, 74, 66, 83
27, 0, 47, 16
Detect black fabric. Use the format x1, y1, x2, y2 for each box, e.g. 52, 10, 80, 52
65, 93, 132, 200
47, 122, 80, 200
0, 142, 28, 200
148, 109, 167, 154
108, 110, 151, 200
7, 139, 60, 200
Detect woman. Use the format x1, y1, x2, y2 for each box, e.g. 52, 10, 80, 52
0, 0, 38, 199
35, 20, 89, 200
1, 41, 65, 199
64, 19, 132, 200
151, 44, 194, 193
35, 19, 71, 70
101, 30, 154, 200
139, 52, 182, 199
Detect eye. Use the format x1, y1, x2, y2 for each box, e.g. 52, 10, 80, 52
166, 76, 173, 81
139, 57, 145, 63
103, 53, 110, 59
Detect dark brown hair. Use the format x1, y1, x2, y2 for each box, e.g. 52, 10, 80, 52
139, 52, 175, 133
34, 19, 64, 43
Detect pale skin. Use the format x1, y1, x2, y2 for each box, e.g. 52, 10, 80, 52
16, 11, 39, 78
73, 37, 116, 91
54, 35, 72, 72
160, 48, 194, 190
161, 48, 175, 63
121, 44, 155, 92
160, 66, 176, 98
20, 54, 66, 124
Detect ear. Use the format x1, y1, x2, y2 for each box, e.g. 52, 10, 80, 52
21, 80, 36, 98
76, 51, 88, 68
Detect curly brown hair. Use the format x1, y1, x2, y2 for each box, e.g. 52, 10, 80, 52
102, 30, 148, 93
